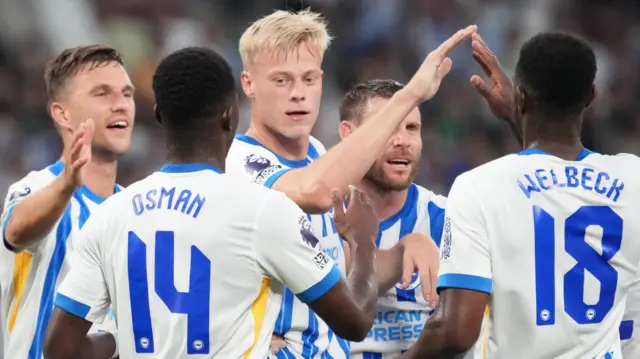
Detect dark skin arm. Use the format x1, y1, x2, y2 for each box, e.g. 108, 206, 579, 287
44, 307, 117, 359
398, 288, 489, 359
305, 187, 379, 341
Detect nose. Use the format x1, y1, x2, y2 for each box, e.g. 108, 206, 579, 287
111, 93, 131, 114
391, 130, 411, 148
289, 80, 306, 102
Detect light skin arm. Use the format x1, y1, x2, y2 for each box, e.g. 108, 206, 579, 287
398, 288, 489, 359
5, 120, 93, 250
43, 308, 117, 359
270, 26, 478, 214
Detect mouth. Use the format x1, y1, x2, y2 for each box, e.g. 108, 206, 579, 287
386, 159, 410, 169
106, 120, 129, 130
285, 111, 310, 120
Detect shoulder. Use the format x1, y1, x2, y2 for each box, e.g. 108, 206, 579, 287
414, 184, 447, 209
227, 136, 285, 179
4, 166, 57, 208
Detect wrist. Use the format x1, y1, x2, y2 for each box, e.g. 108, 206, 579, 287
55, 174, 78, 196
394, 88, 422, 108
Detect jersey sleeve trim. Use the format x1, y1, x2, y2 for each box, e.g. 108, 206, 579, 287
437, 273, 492, 294
296, 264, 341, 303
2, 204, 16, 251
263, 169, 291, 189
620, 320, 634, 340
54, 293, 91, 319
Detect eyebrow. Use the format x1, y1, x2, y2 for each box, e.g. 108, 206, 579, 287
90, 84, 135, 93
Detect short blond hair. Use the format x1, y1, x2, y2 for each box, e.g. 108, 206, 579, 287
239, 9, 333, 68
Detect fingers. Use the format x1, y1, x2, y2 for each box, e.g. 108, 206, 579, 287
472, 51, 492, 79
431, 24, 477, 62
83, 118, 95, 143
436, 57, 453, 80
331, 189, 346, 219
401, 253, 415, 290
470, 75, 492, 99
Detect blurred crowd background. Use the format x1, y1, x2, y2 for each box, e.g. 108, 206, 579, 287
0, 0, 638, 194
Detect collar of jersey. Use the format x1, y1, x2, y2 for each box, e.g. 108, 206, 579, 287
234, 134, 318, 168
379, 183, 418, 231
159, 163, 223, 174
518, 147, 593, 161
48, 160, 121, 205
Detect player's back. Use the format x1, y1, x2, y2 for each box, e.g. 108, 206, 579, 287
96, 164, 292, 358
458, 149, 640, 358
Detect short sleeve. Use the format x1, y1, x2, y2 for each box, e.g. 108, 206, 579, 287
1, 176, 45, 252
437, 174, 492, 295
54, 215, 110, 323
253, 191, 341, 303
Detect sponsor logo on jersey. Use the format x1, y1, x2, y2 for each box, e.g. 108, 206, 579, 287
441, 216, 452, 260
395, 272, 421, 291
244, 154, 272, 174
253, 164, 283, 185
313, 252, 330, 270
8, 185, 31, 206
299, 215, 319, 248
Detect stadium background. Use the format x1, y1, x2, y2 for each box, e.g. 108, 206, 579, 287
0, 0, 637, 195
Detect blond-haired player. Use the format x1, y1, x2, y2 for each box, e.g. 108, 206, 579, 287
225, 9, 476, 359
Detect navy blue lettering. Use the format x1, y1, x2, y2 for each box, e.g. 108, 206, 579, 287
132, 187, 206, 218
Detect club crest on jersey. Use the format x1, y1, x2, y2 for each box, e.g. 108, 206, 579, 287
395, 272, 421, 291
441, 216, 452, 260
8, 185, 31, 206
299, 215, 319, 248
244, 154, 272, 174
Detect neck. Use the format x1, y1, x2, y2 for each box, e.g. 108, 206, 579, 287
357, 178, 409, 222
523, 114, 584, 160
79, 155, 118, 199
246, 116, 309, 161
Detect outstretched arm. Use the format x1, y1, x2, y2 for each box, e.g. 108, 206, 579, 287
265, 26, 478, 213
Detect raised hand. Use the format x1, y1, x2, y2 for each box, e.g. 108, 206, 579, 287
404, 25, 478, 103
332, 186, 378, 248
399, 233, 440, 308
61, 119, 94, 192
470, 33, 514, 122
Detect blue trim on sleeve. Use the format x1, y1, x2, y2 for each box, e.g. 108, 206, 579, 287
296, 264, 341, 303
620, 320, 634, 340
159, 163, 223, 174
2, 204, 16, 251
427, 201, 445, 247
263, 169, 291, 189
437, 273, 492, 294
54, 293, 91, 319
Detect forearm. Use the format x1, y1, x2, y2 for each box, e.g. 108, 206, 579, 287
74, 332, 117, 359
273, 90, 419, 213
398, 318, 464, 359
376, 243, 405, 292
5, 176, 74, 249
344, 239, 379, 317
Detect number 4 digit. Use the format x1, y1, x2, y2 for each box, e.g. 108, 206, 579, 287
128, 231, 211, 354
533, 205, 623, 326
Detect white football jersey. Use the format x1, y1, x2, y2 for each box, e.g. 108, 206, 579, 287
0, 160, 118, 359
349, 184, 446, 359
227, 135, 350, 358
54, 163, 342, 359
621, 278, 639, 358
438, 148, 640, 359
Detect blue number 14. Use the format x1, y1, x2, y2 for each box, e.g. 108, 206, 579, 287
128, 231, 211, 354
533, 205, 623, 326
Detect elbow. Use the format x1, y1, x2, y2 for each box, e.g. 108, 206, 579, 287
331, 313, 374, 342
431, 317, 476, 355
294, 182, 334, 214
3, 219, 22, 251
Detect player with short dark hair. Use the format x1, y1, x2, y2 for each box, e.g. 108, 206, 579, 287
400, 32, 640, 359
0, 44, 133, 359
44, 46, 383, 359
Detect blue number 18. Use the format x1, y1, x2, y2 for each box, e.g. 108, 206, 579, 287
128, 231, 211, 354
533, 205, 623, 326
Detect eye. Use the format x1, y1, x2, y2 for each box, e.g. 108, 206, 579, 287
407, 124, 420, 132
304, 77, 315, 84
275, 78, 286, 85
